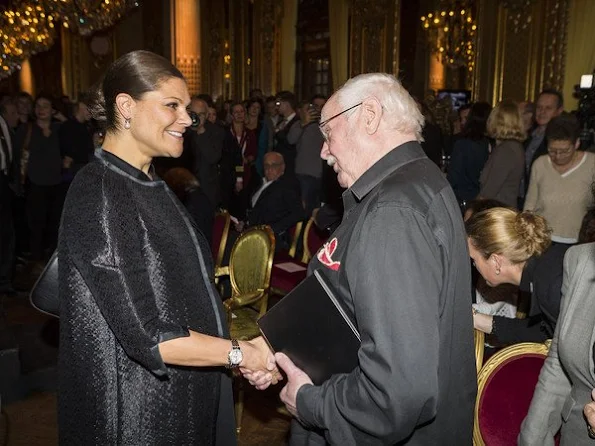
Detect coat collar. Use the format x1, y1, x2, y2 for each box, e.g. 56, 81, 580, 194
96, 148, 157, 183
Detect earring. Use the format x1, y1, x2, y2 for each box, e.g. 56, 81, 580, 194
124, 118, 131, 129
495, 268, 501, 275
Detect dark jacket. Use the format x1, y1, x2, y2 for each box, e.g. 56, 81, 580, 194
274, 115, 300, 175
58, 150, 235, 445
293, 142, 476, 445
248, 173, 304, 249
187, 122, 224, 207
447, 137, 490, 203
493, 242, 570, 344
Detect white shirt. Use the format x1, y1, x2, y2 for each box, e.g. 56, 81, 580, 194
251, 179, 274, 207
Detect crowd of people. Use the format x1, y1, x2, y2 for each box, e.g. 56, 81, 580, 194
1, 47, 595, 444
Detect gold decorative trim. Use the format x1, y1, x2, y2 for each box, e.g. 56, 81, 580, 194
492, 3, 507, 105
473, 341, 550, 445
474, 329, 484, 374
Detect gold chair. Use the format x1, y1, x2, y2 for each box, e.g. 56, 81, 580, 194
212, 211, 231, 286
301, 214, 329, 263
473, 342, 550, 445
287, 220, 304, 258
217, 225, 275, 435
474, 329, 485, 374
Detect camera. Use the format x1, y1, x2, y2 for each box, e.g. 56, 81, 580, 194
574, 73, 595, 149
189, 111, 200, 128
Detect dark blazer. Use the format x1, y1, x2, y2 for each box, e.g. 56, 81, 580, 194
274, 115, 300, 175
520, 243, 595, 446
247, 173, 304, 249
447, 137, 490, 203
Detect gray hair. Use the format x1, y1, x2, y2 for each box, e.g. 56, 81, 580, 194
335, 73, 424, 141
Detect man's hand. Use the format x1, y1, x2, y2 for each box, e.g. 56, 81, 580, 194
234, 221, 245, 232
276, 352, 313, 418
240, 337, 282, 390
584, 389, 595, 437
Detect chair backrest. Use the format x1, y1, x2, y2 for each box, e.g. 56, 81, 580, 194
212, 211, 231, 267
301, 217, 329, 263
474, 329, 484, 374
287, 220, 304, 258
229, 225, 276, 312
474, 342, 550, 446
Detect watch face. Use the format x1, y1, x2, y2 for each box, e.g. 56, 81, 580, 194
229, 348, 243, 365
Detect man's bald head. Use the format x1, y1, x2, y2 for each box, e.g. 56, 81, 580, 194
263, 152, 285, 182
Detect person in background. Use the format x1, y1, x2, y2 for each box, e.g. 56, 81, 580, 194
256, 95, 281, 176
0, 97, 16, 295
519, 242, 595, 445
16, 92, 33, 127
163, 167, 215, 244
519, 101, 536, 134
419, 101, 444, 168
467, 207, 569, 344
59, 98, 94, 181
448, 102, 492, 206
58, 50, 277, 445
207, 105, 218, 125
288, 98, 325, 217
273, 91, 300, 176
478, 101, 526, 208
524, 113, 595, 245
13, 94, 64, 267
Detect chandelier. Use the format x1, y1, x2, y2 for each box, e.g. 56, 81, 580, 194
0, 0, 139, 80
420, 1, 477, 71
501, 0, 536, 33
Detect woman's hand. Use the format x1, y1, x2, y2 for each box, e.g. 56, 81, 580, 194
473, 311, 494, 334
239, 337, 282, 390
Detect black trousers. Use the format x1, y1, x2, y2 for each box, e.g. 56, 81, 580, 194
0, 174, 15, 290
27, 183, 64, 262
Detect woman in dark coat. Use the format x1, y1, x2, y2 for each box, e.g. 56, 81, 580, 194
58, 51, 278, 445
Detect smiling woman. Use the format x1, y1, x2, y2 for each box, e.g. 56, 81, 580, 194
57, 51, 278, 445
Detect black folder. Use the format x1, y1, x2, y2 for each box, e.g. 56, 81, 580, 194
258, 269, 361, 385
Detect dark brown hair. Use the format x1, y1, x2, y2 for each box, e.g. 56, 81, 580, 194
162, 168, 200, 200
545, 112, 580, 143
89, 50, 184, 132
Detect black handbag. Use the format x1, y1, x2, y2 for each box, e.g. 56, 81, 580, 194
29, 250, 60, 317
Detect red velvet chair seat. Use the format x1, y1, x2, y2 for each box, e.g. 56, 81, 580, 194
475, 343, 552, 446
270, 261, 307, 294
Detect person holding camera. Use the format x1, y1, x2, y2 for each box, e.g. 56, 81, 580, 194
288, 97, 326, 217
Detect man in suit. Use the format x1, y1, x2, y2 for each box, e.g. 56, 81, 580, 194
186, 97, 224, 208
237, 151, 304, 251
274, 91, 300, 176
257, 73, 476, 444
0, 97, 18, 295
519, 89, 564, 206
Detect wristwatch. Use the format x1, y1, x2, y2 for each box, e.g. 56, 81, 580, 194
227, 339, 243, 369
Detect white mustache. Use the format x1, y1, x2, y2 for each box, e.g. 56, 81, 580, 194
326, 155, 337, 167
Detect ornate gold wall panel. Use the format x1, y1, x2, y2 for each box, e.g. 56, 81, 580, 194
488, 0, 569, 105
349, 0, 400, 77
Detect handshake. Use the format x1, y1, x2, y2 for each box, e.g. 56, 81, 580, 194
238, 336, 313, 418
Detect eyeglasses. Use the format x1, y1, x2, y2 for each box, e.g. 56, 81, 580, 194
318, 102, 363, 129
547, 147, 573, 156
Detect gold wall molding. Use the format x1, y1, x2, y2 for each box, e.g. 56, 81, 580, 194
172, 0, 201, 95
349, 0, 400, 77
489, 0, 569, 105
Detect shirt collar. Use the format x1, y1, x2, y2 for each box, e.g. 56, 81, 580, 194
96, 148, 157, 182
519, 255, 537, 292
343, 141, 426, 212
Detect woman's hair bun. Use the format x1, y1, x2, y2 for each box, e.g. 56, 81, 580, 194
87, 80, 107, 124
515, 211, 552, 257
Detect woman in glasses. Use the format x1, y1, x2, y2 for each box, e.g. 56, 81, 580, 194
524, 113, 595, 244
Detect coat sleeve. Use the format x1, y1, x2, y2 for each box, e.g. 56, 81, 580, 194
62, 169, 189, 377
296, 205, 442, 444
518, 247, 579, 445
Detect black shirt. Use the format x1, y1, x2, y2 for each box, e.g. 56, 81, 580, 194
59, 119, 94, 176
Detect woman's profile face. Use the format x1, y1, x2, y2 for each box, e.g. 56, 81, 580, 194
129, 77, 192, 159
468, 239, 504, 287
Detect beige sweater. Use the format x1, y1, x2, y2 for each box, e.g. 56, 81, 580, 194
524, 151, 595, 243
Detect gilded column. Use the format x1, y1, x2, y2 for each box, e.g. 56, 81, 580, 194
172, 0, 201, 95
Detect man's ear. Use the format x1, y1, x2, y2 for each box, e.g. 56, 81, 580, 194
115, 93, 136, 123
361, 97, 382, 135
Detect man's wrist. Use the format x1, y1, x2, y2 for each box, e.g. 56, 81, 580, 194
295, 383, 319, 428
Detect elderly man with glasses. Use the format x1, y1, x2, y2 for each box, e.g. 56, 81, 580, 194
269, 73, 476, 445
524, 113, 595, 245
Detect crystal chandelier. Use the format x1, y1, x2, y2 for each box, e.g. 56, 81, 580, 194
0, 0, 139, 80
420, 1, 477, 72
